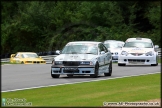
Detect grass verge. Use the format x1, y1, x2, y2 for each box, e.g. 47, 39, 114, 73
2, 73, 160, 107
158, 57, 161, 63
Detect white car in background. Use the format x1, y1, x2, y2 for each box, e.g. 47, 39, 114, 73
103, 40, 125, 62
118, 38, 159, 66
51, 41, 112, 78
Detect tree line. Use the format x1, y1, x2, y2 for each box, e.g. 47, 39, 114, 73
1, 1, 161, 56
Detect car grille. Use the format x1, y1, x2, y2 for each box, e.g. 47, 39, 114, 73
128, 59, 145, 62
26, 61, 33, 63
130, 53, 143, 56
112, 52, 118, 55
63, 61, 80, 66
33, 61, 45, 63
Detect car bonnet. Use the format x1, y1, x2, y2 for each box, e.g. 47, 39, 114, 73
54, 54, 98, 61
121, 47, 154, 53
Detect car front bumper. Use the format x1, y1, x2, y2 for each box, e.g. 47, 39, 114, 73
51, 65, 95, 75
112, 55, 118, 62
118, 55, 156, 65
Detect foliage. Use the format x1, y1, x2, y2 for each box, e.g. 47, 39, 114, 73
1, 1, 161, 54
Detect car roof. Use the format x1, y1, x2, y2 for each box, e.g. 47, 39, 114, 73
126, 38, 152, 42
104, 40, 124, 44
104, 40, 117, 42
16, 52, 36, 54
67, 41, 101, 44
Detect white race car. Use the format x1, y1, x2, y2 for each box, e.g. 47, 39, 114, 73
104, 40, 125, 62
51, 41, 112, 78
118, 38, 159, 66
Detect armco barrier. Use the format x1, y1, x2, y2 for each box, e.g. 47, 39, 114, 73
40, 55, 57, 64
156, 48, 161, 58
157, 51, 161, 58
1, 55, 57, 64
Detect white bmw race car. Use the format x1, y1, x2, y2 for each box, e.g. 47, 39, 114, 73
51, 41, 112, 78
118, 38, 159, 66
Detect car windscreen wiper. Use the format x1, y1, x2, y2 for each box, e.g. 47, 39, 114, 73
85, 52, 95, 54
71, 52, 78, 54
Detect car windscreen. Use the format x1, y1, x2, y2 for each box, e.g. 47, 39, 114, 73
22, 53, 39, 58
61, 43, 98, 55
123, 41, 153, 48
104, 42, 122, 48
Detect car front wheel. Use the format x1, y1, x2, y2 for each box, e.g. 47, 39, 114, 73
51, 70, 60, 78
90, 63, 99, 78
151, 56, 158, 66
104, 61, 112, 76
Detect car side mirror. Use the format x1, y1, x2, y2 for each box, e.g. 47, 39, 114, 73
100, 51, 105, 55
154, 45, 159, 48
56, 50, 61, 55
10, 54, 15, 58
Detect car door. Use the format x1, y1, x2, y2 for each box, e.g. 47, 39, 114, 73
102, 44, 111, 64
13, 53, 21, 63
98, 43, 105, 66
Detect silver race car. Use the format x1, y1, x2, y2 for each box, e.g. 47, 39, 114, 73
51, 41, 112, 78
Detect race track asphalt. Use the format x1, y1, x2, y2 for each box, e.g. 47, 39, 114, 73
1, 63, 161, 92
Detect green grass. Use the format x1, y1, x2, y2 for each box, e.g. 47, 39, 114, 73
158, 57, 161, 63
2, 73, 160, 107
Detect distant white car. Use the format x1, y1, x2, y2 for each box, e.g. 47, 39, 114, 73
104, 40, 125, 62
51, 41, 112, 78
118, 38, 159, 66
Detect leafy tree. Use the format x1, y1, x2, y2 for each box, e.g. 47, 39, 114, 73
1, 1, 161, 55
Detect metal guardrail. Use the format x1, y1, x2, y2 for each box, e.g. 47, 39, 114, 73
157, 51, 161, 58
1, 58, 10, 63
156, 48, 161, 58
1, 55, 57, 64
40, 55, 57, 64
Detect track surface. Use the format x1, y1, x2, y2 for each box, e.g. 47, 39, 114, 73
1, 64, 161, 91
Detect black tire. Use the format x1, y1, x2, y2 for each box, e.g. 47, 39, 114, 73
67, 74, 73, 77
52, 60, 54, 64
21, 61, 24, 64
90, 63, 99, 78
51, 70, 60, 78
118, 63, 126, 66
104, 61, 112, 76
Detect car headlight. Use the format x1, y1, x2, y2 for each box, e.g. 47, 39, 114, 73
80, 61, 94, 65
121, 51, 128, 55
145, 51, 153, 56
54, 61, 63, 65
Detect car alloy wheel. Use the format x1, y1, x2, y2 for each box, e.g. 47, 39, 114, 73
90, 63, 99, 78
104, 61, 112, 76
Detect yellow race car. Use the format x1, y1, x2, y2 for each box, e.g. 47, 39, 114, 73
10, 52, 46, 64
